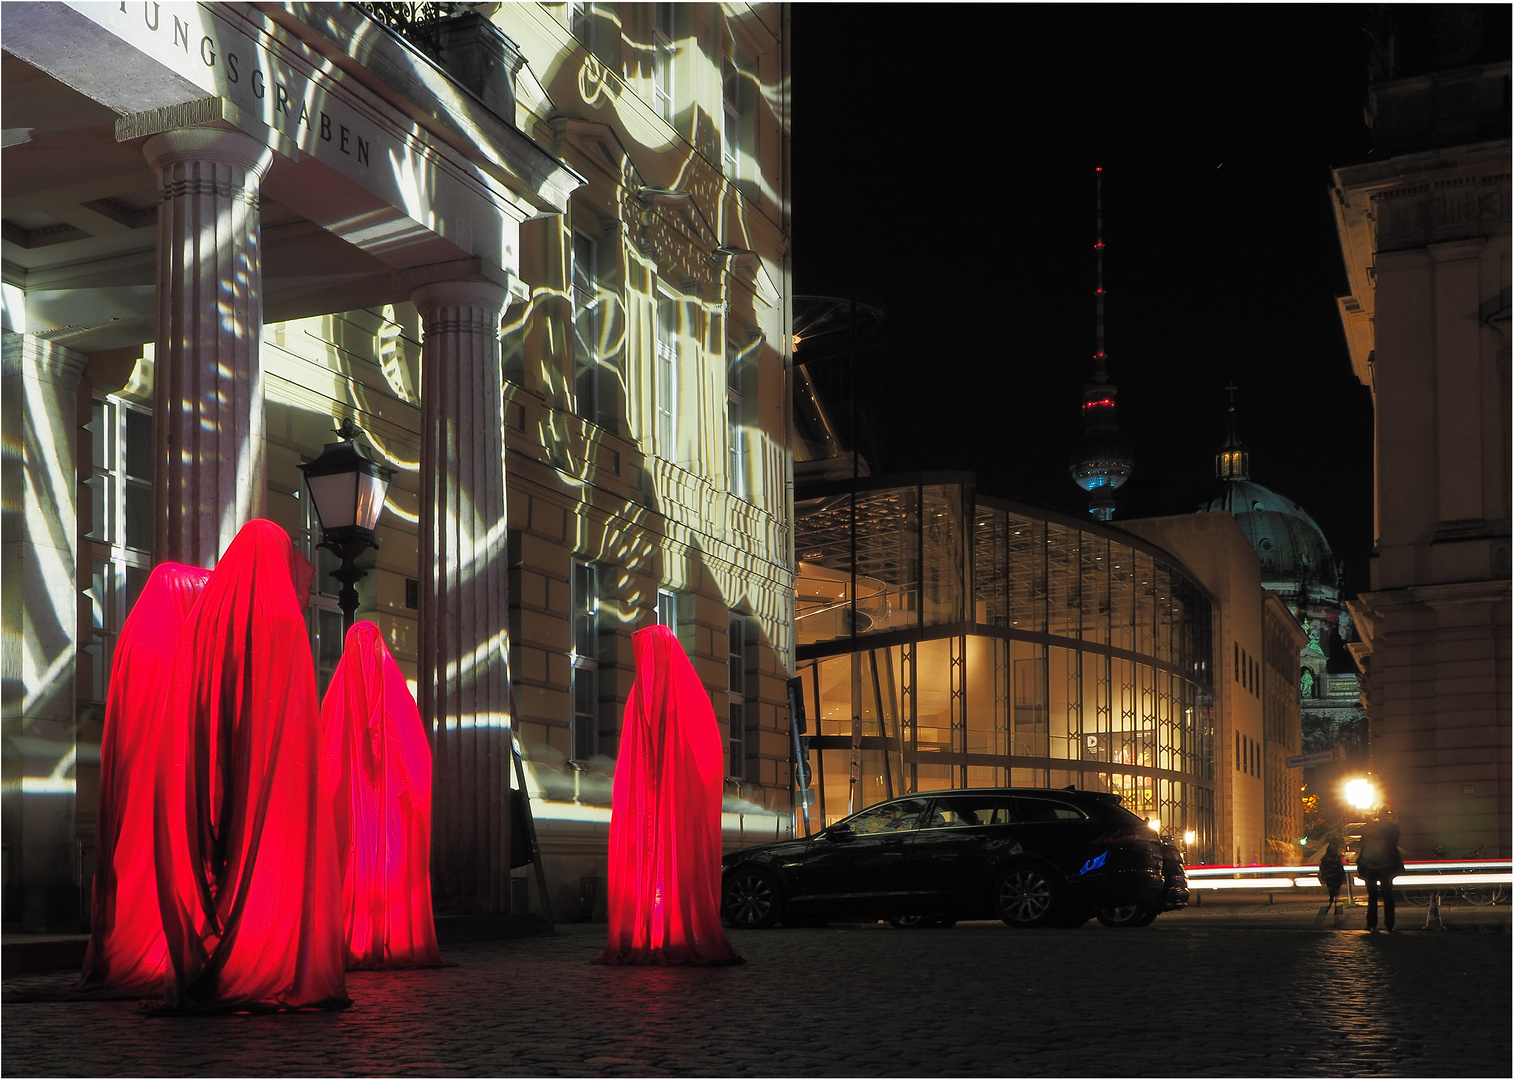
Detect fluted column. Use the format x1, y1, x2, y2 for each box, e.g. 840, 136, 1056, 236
414, 279, 513, 914
143, 128, 272, 569
1, 333, 88, 930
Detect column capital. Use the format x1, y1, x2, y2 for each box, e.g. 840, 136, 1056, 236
409, 279, 510, 339
142, 126, 274, 183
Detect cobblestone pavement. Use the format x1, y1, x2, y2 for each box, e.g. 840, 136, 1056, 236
3, 907, 1509, 1077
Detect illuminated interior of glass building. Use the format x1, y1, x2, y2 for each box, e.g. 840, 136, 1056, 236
794, 474, 1218, 862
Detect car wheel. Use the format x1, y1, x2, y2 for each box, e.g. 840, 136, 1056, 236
722, 867, 784, 929
887, 914, 931, 929
992, 864, 1063, 928
1097, 904, 1152, 928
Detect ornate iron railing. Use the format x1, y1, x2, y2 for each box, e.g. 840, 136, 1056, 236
356, 2, 468, 59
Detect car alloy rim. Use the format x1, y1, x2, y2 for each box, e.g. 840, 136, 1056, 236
1104, 904, 1139, 924
726, 873, 773, 924
1001, 870, 1052, 921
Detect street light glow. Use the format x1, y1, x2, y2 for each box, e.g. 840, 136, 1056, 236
1344, 778, 1378, 810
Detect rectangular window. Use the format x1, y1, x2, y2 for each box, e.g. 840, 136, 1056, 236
728, 614, 747, 778
1235, 731, 1241, 771
83, 397, 154, 703
656, 587, 679, 639
572, 230, 600, 425
721, 43, 743, 181
652, 2, 674, 123
1234, 642, 1240, 683
573, 561, 600, 761
726, 339, 748, 499
655, 293, 678, 458
570, 1, 592, 46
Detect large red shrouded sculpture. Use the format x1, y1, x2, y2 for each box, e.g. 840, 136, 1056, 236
154, 520, 348, 1011
322, 620, 441, 969
78, 562, 210, 996
598, 624, 740, 965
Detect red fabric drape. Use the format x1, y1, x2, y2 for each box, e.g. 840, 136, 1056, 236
79, 562, 210, 996
153, 520, 348, 1011
599, 624, 740, 965
321, 620, 440, 969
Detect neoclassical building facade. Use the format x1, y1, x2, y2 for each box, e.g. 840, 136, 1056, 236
3, 2, 792, 930
1332, 43, 1511, 858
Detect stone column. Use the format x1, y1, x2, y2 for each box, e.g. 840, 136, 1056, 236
412, 279, 514, 914
142, 128, 272, 569
1, 333, 88, 930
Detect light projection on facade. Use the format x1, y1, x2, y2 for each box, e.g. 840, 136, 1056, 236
154, 520, 348, 1012
322, 621, 441, 970
77, 562, 209, 997
599, 625, 740, 965
795, 477, 1217, 862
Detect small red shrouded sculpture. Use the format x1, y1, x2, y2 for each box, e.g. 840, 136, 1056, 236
78, 562, 210, 997
598, 624, 741, 966
154, 520, 349, 1011
321, 620, 441, 969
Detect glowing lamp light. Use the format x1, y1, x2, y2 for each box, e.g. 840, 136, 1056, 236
1147, 818, 1161, 833
299, 418, 393, 630
1343, 777, 1379, 811
1183, 830, 1196, 847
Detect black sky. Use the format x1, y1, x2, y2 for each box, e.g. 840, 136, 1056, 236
791, 3, 1381, 598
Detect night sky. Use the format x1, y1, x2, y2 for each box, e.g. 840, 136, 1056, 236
791, 4, 1382, 599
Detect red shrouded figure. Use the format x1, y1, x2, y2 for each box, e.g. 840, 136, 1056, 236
78, 562, 210, 996
153, 520, 348, 1011
598, 624, 741, 965
321, 620, 441, 969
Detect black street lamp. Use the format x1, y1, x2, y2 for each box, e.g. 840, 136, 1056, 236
298, 418, 394, 631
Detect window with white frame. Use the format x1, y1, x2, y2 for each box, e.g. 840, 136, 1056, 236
82, 396, 153, 704
572, 230, 601, 425
655, 292, 679, 458
721, 40, 744, 182
570, 1, 592, 47
728, 613, 747, 779
656, 587, 679, 640
652, 2, 674, 123
572, 560, 600, 761
726, 335, 758, 500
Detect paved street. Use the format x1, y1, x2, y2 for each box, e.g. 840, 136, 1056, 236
4, 904, 1510, 1077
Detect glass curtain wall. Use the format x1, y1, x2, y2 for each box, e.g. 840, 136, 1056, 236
795, 477, 1217, 861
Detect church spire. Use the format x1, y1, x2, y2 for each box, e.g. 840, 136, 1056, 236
1216, 382, 1251, 481
1070, 166, 1133, 520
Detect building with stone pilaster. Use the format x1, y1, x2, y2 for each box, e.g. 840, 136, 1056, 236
2, 1, 792, 932
1330, 15, 1511, 860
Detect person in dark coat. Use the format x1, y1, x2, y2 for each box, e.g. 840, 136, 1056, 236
1317, 841, 1347, 913
1355, 810, 1405, 933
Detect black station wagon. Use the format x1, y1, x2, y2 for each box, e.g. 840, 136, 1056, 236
720, 787, 1167, 929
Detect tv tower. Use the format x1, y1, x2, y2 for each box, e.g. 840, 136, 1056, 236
1069, 166, 1133, 520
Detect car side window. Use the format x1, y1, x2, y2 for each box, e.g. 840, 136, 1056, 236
1013, 797, 1088, 822
924, 795, 1015, 828
848, 798, 930, 835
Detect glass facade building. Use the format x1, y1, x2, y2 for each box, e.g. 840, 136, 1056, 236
795, 474, 1218, 863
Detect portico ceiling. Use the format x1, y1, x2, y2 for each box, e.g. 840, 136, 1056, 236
2, 52, 404, 353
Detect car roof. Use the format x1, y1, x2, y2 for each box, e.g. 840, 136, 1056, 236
881, 787, 1122, 803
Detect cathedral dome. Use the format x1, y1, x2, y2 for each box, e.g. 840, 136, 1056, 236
1195, 478, 1339, 588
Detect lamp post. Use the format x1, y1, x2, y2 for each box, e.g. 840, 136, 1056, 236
298, 418, 393, 631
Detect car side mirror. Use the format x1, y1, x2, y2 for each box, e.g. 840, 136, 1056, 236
828, 823, 855, 843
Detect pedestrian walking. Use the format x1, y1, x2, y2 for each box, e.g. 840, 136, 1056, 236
1317, 840, 1347, 914
1355, 809, 1405, 933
